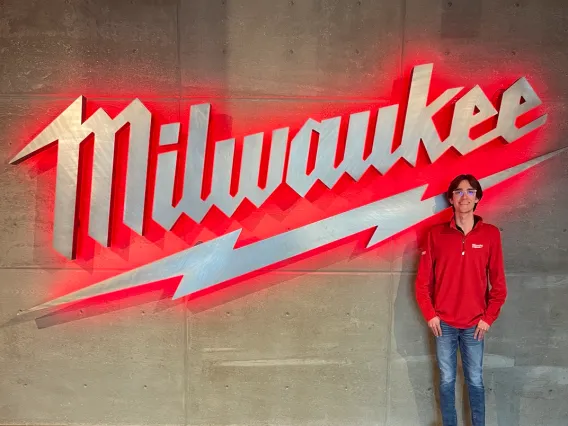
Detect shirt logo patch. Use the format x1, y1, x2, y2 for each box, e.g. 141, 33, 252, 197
472, 244, 484, 249
421, 251, 427, 255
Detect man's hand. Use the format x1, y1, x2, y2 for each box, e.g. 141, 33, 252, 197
428, 316, 442, 337
474, 320, 490, 341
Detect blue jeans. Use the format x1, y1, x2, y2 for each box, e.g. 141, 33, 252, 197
436, 321, 485, 426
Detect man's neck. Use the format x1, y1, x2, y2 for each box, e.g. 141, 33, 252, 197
455, 212, 476, 235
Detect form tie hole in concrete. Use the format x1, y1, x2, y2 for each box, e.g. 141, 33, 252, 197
144, 385, 148, 390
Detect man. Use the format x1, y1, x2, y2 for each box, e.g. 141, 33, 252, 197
415, 174, 507, 426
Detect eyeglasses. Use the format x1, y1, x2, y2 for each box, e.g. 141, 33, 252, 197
452, 189, 477, 198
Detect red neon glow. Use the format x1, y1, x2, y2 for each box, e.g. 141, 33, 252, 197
8, 51, 553, 320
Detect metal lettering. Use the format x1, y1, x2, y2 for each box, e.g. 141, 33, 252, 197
11, 97, 91, 259
22, 146, 566, 314
286, 117, 342, 196
153, 105, 289, 229
87, 100, 151, 247
9, 97, 151, 258
446, 85, 499, 154
367, 105, 400, 175
398, 64, 463, 164
498, 77, 547, 142
11, 64, 548, 260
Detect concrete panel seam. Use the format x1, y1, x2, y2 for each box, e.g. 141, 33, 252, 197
2, 268, 567, 278
384, 272, 395, 425
176, 0, 182, 143
184, 295, 189, 426
0, 93, 182, 102
0, 93, 394, 103
0, 267, 396, 275
400, 0, 407, 76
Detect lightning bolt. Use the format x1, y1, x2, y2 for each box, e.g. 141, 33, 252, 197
20, 148, 567, 315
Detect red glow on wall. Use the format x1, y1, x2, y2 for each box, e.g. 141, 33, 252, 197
8, 54, 553, 319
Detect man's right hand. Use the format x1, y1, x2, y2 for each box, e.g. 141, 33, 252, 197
428, 316, 442, 337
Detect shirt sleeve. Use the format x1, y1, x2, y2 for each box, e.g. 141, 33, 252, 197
482, 227, 508, 325
415, 229, 437, 322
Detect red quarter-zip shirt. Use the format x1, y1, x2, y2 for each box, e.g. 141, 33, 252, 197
415, 215, 507, 329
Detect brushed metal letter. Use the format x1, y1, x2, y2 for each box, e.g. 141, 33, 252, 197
239, 129, 288, 208
207, 129, 288, 217
153, 104, 211, 229
86, 99, 151, 247
152, 123, 181, 229
209, 137, 239, 216
286, 117, 342, 196
446, 85, 499, 155
9, 97, 151, 258
342, 111, 371, 180
341, 106, 399, 178
497, 77, 547, 142
399, 64, 463, 164
368, 105, 400, 175
10, 97, 90, 259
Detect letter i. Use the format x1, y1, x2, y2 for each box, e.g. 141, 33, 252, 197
153, 123, 181, 230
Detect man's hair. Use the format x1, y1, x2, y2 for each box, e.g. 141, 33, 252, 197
446, 174, 483, 211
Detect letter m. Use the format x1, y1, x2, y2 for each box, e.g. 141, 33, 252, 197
10, 96, 151, 259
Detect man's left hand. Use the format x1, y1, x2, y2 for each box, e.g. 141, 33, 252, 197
474, 320, 490, 341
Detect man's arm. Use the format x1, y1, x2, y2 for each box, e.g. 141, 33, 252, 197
481, 227, 508, 325
415, 230, 437, 322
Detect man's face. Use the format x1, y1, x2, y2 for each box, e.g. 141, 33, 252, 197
450, 179, 479, 214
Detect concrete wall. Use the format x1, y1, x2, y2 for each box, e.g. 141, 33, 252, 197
1, 0, 567, 425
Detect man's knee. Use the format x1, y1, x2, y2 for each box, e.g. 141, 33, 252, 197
465, 368, 484, 388
439, 364, 457, 385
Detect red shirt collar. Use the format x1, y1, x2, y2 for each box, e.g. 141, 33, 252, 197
450, 214, 483, 232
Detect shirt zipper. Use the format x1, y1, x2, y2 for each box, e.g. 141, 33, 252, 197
455, 220, 478, 256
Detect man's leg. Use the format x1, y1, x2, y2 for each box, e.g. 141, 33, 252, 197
436, 321, 459, 426
460, 326, 485, 426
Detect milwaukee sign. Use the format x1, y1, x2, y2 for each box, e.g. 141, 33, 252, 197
11, 63, 558, 313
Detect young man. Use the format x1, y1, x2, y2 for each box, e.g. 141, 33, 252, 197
415, 174, 508, 426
